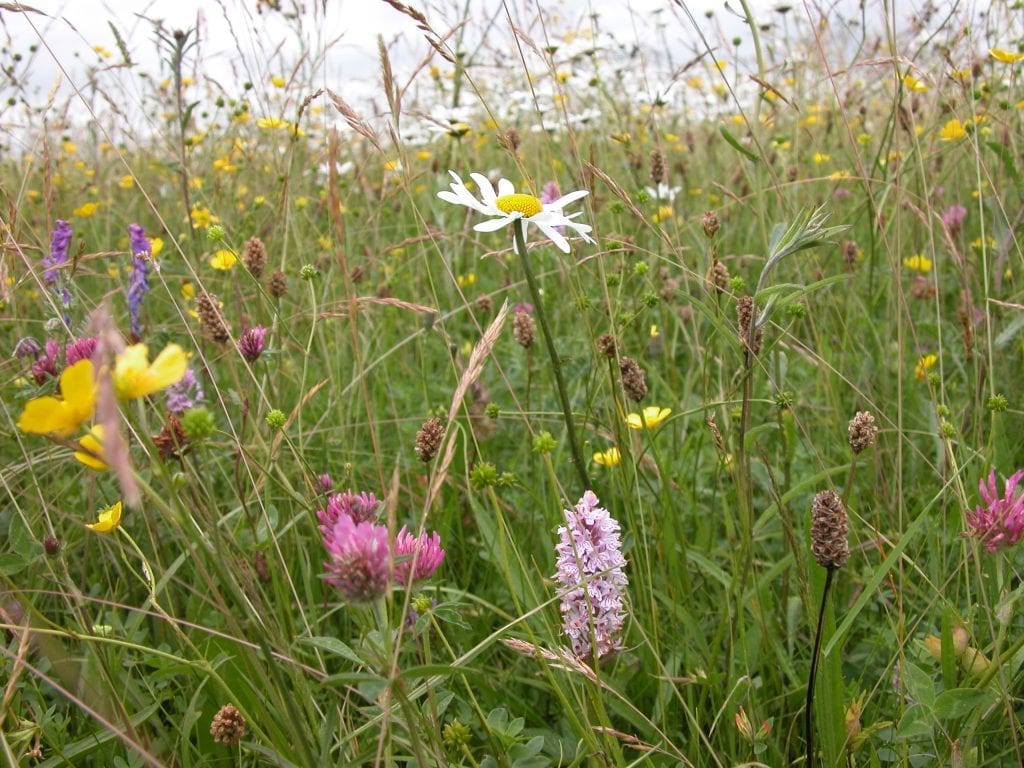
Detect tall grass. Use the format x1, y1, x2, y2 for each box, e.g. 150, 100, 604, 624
2, 0, 1024, 765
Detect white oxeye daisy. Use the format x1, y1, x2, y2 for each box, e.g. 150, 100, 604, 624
438, 171, 595, 254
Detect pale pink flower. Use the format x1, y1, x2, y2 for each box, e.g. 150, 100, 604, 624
554, 491, 628, 659
942, 204, 968, 237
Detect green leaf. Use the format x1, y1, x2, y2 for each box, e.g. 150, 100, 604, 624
302, 635, 366, 666
719, 125, 760, 162
902, 661, 935, 708
0, 553, 27, 576
933, 688, 997, 720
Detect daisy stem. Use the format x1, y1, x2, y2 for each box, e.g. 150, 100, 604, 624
512, 220, 592, 492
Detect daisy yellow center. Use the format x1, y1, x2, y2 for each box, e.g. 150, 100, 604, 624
495, 193, 543, 218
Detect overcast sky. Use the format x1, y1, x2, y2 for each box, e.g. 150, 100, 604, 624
0, 0, 999, 141
7, 0, 805, 97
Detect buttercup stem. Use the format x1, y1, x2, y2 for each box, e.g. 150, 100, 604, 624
512, 220, 591, 491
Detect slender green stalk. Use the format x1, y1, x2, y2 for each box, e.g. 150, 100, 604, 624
806, 566, 836, 768
512, 220, 591, 491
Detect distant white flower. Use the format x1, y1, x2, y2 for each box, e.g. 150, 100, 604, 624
644, 183, 681, 202
438, 171, 595, 254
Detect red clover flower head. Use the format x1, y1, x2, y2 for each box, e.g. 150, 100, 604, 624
554, 491, 629, 659
65, 336, 98, 366
322, 514, 391, 602
237, 326, 267, 363
30, 340, 61, 383
394, 527, 445, 584
965, 469, 1024, 552
318, 488, 444, 601
317, 491, 380, 534
942, 204, 968, 237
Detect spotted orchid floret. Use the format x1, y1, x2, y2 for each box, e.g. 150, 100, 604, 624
438, 171, 595, 254
554, 491, 629, 659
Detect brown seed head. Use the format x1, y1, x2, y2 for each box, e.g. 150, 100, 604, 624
513, 309, 536, 348
811, 490, 849, 569
848, 411, 878, 454
210, 704, 247, 746
415, 416, 445, 463
596, 333, 617, 359
153, 414, 190, 461
710, 258, 730, 292
195, 290, 231, 344
701, 210, 720, 239
649, 147, 666, 184
736, 296, 763, 355
619, 356, 648, 402
267, 270, 288, 298
502, 127, 521, 153
242, 236, 267, 278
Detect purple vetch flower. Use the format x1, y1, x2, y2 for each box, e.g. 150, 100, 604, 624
322, 514, 391, 602
237, 326, 267, 363
317, 491, 380, 532
554, 490, 629, 659
13, 337, 42, 360
127, 224, 151, 337
942, 204, 968, 237
393, 527, 445, 584
965, 469, 1024, 552
65, 336, 98, 366
166, 368, 204, 414
41, 220, 72, 285
30, 340, 61, 383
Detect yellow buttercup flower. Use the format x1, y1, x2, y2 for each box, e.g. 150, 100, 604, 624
17, 360, 97, 436
73, 202, 99, 218
118, 175, 134, 189
990, 48, 1024, 64
939, 119, 967, 142
902, 74, 929, 92
74, 424, 108, 471
86, 501, 122, 533
210, 249, 237, 270
150, 237, 164, 258
915, 353, 938, 380
190, 206, 219, 229
903, 254, 932, 272
114, 343, 188, 401
626, 406, 672, 430
593, 446, 621, 467
257, 116, 288, 130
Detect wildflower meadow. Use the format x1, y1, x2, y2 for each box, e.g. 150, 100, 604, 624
4, 0, 1024, 765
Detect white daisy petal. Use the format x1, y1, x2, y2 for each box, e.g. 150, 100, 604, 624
470, 173, 497, 205
547, 190, 589, 208
534, 222, 571, 253
473, 216, 516, 232
438, 169, 593, 254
